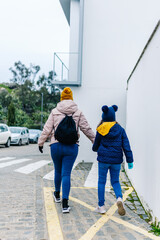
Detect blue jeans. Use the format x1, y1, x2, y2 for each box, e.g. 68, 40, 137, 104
50, 143, 78, 199
98, 162, 122, 206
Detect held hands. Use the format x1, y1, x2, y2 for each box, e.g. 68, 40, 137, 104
128, 162, 133, 169
39, 146, 43, 153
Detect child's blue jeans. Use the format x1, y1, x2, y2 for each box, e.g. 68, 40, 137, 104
50, 143, 78, 199
98, 162, 122, 206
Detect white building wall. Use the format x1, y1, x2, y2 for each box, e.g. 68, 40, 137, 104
126, 25, 160, 221
69, 0, 160, 163
68, 0, 79, 82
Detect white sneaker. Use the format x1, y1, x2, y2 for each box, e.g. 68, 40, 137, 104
117, 197, 126, 216
62, 206, 71, 213
94, 205, 106, 214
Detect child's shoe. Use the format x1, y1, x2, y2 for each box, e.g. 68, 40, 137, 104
53, 191, 61, 203
94, 205, 106, 214
62, 199, 70, 213
117, 197, 126, 216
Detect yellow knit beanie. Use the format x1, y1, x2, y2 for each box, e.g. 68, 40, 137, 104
60, 87, 73, 101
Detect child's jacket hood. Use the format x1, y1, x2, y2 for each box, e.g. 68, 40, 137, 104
97, 122, 116, 136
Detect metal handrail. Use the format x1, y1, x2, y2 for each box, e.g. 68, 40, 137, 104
53, 52, 69, 82
55, 52, 78, 54
53, 52, 80, 86
54, 53, 69, 72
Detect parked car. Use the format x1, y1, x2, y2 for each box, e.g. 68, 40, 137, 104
9, 127, 30, 146
23, 127, 30, 144
29, 129, 42, 143
0, 123, 11, 147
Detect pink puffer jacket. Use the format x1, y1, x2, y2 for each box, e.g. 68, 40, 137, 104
38, 100, 95, 146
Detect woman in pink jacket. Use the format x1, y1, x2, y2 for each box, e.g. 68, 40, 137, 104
38, 87, 95, 213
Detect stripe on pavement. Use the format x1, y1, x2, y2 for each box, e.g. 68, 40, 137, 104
69, 195, 95, 211
78, 187, 133, 240
43, 187, 158, 240
15, 160, 51, 174
0, 157, 16, 162
43, 170, 54, 180
44, 187, 64, 240
0, 158, 32, 169
84, 162, 111, 191
84, 162, 98, 187
110, 216, 160, 240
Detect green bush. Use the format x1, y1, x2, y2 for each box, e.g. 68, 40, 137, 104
7, 102, 16, 126
14, 109, 33, 127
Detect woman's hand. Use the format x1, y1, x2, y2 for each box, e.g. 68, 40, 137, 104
39, 146, 43, 153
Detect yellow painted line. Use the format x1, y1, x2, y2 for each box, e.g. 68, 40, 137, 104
43, 187, 64, 240
79, 214, 111, 240
69, 196, 95, 211
78, 187, 133, 240
121, 186, 130, 189
71, 187, 97, 189
110, 216, 160, 240
70, 187, 133, 213
78, 210, 111, 240
122, 187, 133, 201
71, 186, 129, 189
106, 187, 133, 217
45, 186, 152, 240
69, 187, 133, 213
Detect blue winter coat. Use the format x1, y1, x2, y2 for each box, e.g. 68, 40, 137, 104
92, 122, 133, 164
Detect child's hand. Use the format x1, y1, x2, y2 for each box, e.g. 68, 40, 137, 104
128, 163, 133, 169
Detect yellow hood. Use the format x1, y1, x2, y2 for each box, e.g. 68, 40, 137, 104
97, 122, 116, 136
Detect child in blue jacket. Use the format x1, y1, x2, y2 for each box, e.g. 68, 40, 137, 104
92, 105, 133, 215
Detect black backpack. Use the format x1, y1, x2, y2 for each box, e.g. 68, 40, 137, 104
54, 114, 78, 145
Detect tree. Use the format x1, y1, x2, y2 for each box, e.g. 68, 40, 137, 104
14, 80, 35, 113
0, 61, 61, 128
0, 104, 3, 122
37, 70, 58, 93
9, 61, 41, 113
0, 89, 12, 108
15, 108, 33, 127
10, 61, 40, 85
7, 102, 16, 126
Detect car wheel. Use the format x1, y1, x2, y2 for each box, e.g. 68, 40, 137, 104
35, 137, 38, 144
26, 139, 29, 145
5, 138, 11, 148
18, 139, 22, 146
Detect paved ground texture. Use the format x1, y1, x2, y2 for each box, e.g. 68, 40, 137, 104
0, 143, 159, 240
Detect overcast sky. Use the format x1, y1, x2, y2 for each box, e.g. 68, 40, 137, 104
0, 0, 70, 83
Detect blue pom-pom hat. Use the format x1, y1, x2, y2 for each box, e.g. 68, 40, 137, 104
102, 105, 118, 122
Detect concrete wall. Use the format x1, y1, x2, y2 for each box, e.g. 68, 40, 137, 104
68, 0, 160, 163
126, 24, 160, 221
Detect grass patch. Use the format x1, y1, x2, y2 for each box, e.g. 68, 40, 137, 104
0, 84, 12, 93
149, 221, 160, 236
48, 163, 53, 166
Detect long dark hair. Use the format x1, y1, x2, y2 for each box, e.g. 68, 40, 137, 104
97, 120, 119, 128
97, 120, 104, 128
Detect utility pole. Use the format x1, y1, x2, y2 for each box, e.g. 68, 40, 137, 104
41, 93, 43, 130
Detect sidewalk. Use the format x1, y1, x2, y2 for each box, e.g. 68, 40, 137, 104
0, 143, 159, 240
44, 161, 158, 240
